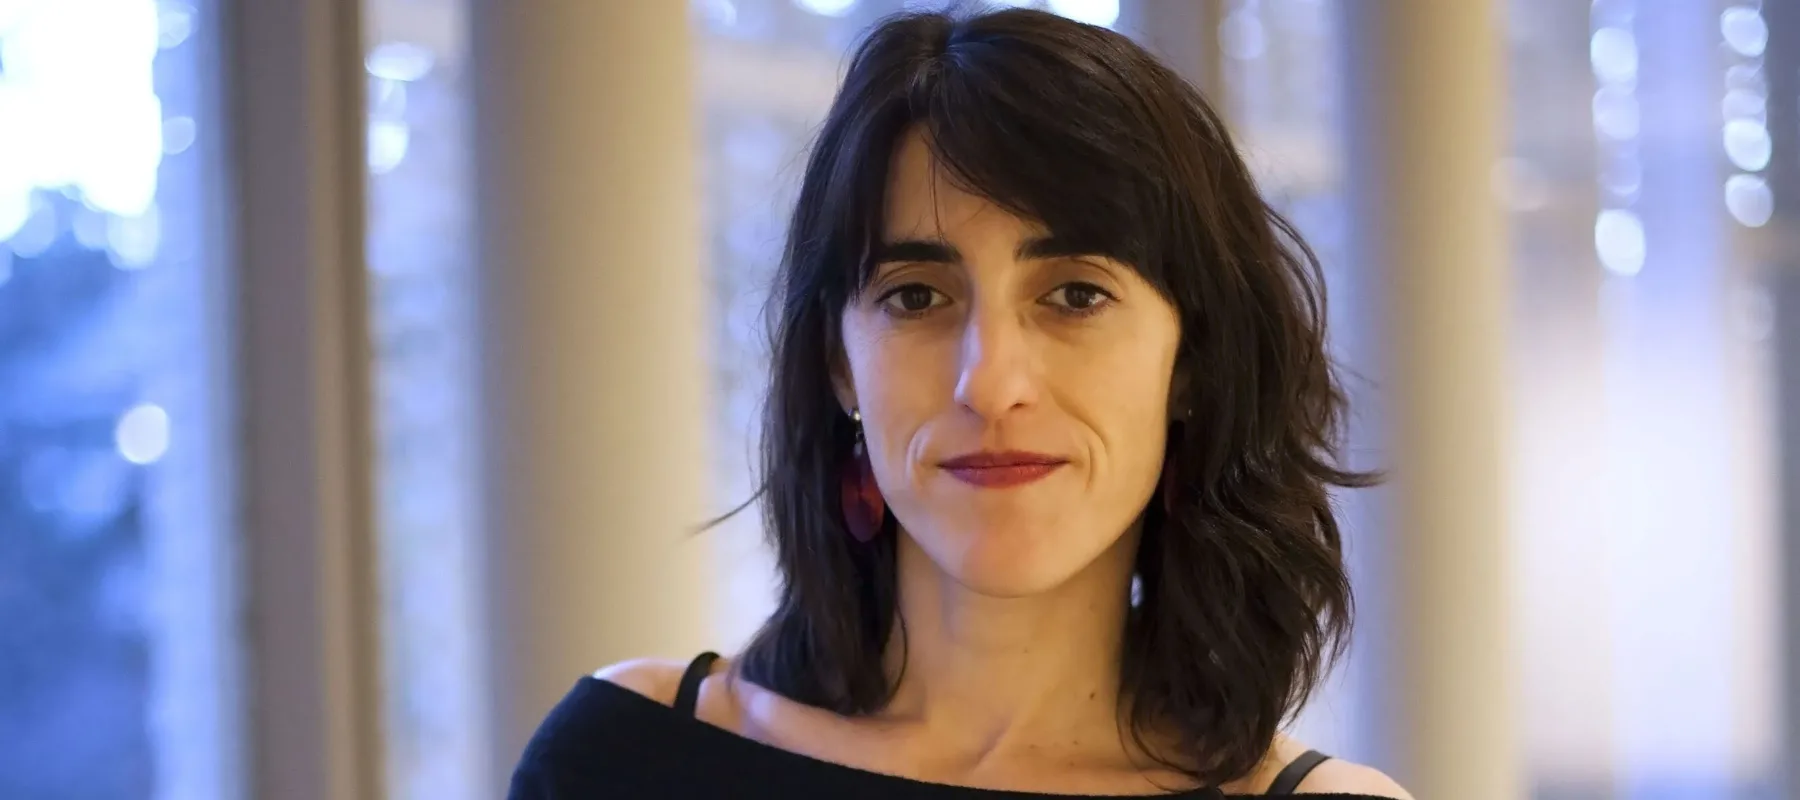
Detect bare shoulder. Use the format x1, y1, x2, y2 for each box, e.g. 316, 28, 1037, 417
1293, 757, 1412, 798
1224, 735, 1409, 797
590, 657, 694, 706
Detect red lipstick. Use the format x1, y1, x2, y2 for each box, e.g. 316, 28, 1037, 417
938, 451, 1067, 488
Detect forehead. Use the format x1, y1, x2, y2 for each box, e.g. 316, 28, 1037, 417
882, 129, 1040, 242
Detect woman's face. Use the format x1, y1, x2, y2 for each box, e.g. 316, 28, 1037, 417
836, 131, 1184, 597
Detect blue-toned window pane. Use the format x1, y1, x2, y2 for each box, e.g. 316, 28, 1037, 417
0, 1, 240, 798
363, 0, 485, 798
1508, 0, 1783, 796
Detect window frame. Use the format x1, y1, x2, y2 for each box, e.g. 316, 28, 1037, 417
224, 0, 388, 797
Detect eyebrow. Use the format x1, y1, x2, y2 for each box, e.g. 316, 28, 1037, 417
869, 234, 1100, 266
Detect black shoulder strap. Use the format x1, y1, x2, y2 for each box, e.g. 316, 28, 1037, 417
672, 651, 720, 717
1267, 750, 1330, 795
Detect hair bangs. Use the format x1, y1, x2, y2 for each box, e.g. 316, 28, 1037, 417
810, 8, 1190, 300
908, 61, 1168, 285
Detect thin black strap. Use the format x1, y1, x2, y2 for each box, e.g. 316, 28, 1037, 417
1267, 750, 1331, 795
672, 651, 720, 717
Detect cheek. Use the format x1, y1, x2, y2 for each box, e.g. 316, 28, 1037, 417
1060, 318, 1181, 491
1074, 358, 1176, 492
841, 315, 955, 461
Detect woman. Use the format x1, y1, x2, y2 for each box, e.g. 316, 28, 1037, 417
512, 7, 1409, 798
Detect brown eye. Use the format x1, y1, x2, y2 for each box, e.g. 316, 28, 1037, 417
1043, 282, 1114, 315
878, 284, 947, 316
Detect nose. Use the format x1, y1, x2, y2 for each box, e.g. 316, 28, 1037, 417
952, 301, 1038, 420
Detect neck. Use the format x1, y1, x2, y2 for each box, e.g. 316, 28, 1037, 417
879, 527, 1140, 755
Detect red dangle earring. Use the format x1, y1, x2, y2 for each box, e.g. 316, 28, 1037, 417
840, 408, 886, 543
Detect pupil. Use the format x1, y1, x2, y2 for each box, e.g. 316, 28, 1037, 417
902, 287, 933, 311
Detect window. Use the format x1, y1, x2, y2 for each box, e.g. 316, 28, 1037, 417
1508, 0, 1780, 794
0, 1, 240, 797
363, 0, 486, 797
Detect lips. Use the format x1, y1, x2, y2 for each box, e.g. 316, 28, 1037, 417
938, 451, 1067, 489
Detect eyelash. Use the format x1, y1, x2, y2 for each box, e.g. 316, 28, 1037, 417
1043, 282, 1116, 317
873, 282, 1118, 319
874, 284, 946, 319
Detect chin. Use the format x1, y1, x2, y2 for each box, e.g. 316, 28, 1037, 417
909, 515, 1115, 598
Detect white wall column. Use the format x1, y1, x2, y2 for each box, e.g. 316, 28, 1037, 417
469, 2, 713, 790
1339, 1, 1520, 796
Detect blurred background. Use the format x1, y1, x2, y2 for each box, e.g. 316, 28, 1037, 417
0, 0, 1794, 797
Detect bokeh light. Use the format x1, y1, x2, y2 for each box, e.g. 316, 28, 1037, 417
115, 403, 171, 466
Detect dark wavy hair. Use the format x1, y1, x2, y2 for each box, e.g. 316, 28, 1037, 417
732, 6, 1375, 787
